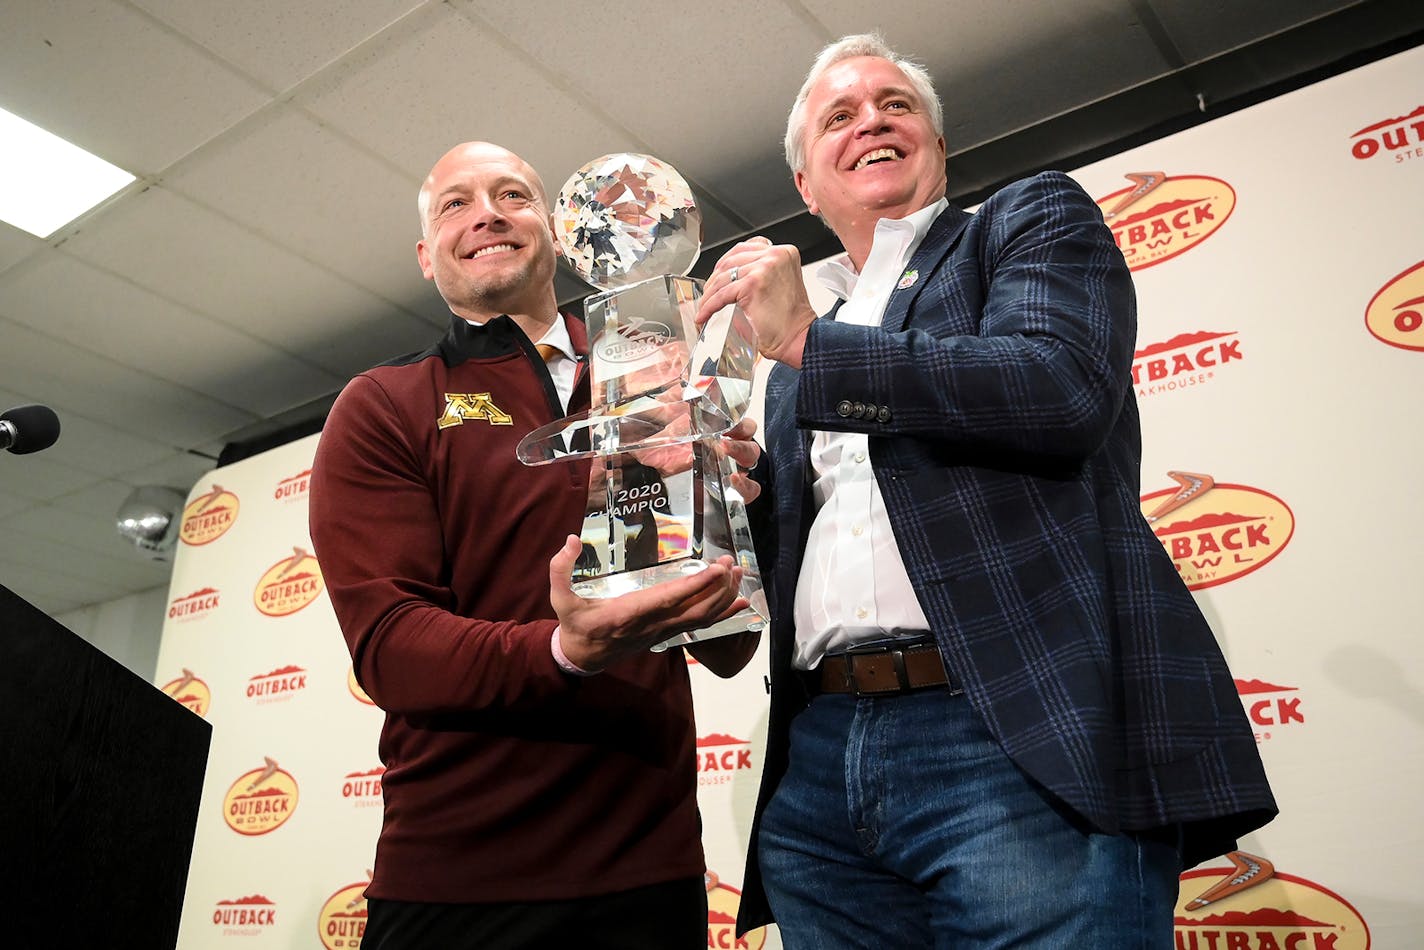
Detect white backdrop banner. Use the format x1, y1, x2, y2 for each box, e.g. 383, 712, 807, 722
156, 43, 1422, 949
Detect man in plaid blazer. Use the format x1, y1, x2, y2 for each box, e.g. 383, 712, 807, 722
698, 34, 1275, 948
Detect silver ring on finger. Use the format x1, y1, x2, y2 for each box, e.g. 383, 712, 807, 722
729, 266, 739, 283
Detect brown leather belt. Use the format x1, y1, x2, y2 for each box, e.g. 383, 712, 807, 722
809, 642, 961, 697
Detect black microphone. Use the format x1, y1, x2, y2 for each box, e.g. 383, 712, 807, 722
1, 404, 61, 455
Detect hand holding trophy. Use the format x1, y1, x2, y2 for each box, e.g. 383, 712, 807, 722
517, 154, 767, 652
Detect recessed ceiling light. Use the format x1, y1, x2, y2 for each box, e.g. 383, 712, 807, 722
0, 106, 136, 239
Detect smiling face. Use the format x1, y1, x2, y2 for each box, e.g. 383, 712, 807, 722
794, 56, 947, 259
416, 142, 558, 323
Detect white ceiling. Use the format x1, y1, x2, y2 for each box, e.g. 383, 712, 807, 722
1, 0, 1418, 615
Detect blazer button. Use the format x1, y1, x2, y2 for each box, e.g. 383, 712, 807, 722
851, 401, 865, 418
877, 406, 892, 423
837, 400, 853, 418
864, 402, 878, 418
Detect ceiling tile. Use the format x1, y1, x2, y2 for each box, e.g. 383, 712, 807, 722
467, 0, 818, 224
0, 251, 343, 416
0, 0, 269, 173
0, 385, 174, 479
131, 0, 427, 92
62, 185, 437, 376
295, 3, 643, 188
0, 317, 255, 447
0, 223, 44, 276
0, 558, 122, 615
1149, 0, 1357, 62
802, 0, 1170, 152
163, 105, 433, 308
0, 452, 102, 502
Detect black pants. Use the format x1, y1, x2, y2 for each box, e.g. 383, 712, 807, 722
361, 876, 707, 950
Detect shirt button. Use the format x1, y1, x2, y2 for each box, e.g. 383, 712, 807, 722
854, 451, 866, 463
855, 607, 868, 620
852, 524, 864, 537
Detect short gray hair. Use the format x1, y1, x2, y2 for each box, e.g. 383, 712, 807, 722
784, 33, 943, 174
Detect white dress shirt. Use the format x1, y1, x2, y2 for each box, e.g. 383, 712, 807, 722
792, 198, 948, 671
532, 315, 577, 412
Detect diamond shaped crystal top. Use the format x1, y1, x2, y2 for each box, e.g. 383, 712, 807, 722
554, 153, 702, 290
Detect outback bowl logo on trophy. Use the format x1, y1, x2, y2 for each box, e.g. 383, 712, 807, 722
519, 153, 766, 651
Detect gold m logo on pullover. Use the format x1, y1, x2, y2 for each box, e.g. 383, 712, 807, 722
437, 393, 513, 428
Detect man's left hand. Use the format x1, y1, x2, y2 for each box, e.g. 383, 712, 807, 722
696, 237, 817, 368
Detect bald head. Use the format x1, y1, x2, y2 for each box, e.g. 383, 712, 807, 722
417, 141, 551, 237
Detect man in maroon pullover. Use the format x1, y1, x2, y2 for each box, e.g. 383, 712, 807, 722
310, 141, 758, 949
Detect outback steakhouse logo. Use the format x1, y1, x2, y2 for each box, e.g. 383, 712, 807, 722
317, 877, 370, 950
168, 586, 220, 621
348, 666, 376, 706
253, 546, 323, 616
1177, 852, 1370, 949
1133, 330, 1243, 397
1237, 678, 1305, 743
274, 468, 312, 503
1348, 104, 1424, 163
1141, 472, 1294, 590
213, 894, 276, 936
246, 664, 308, 704
342, 767, 385, 807
222, 757, 299, 836
159, 668, 211, 717
1364, 260, 1424, 352
697, 733, 754, 787
706, 871, 766, 950
180, 485, 239, 546
1095, 171, 1236, 271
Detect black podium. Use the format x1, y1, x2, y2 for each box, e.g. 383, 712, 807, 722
0, 583, 211, 950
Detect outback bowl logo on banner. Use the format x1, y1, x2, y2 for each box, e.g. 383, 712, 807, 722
253, 546, 323, 616
1133, 330, 1243, 397
213, 894, 276, 936
180, 484, 239, 546
223, 757, 299, 836
246, 664, 308, 704
1177, 852, 1370, 949
274, 467, 312, 504
168, 586, 220, 621
697, 733, 755, 787
1364, 260, 1424, 352
159, 668, 211, 717
1237, 679, 1305, 743
342, 767, 384, 808
317, 876, 370, 950
1348, 103, 1424, 164
706, 871, 766, 950
1141, 471, 1294, 590
348, 665, 376, 706
1095, 171, 1235, 271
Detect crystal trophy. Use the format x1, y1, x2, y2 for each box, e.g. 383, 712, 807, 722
517, 153, 767, 652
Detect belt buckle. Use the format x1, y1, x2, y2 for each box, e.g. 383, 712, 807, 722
842, 640, 911, 694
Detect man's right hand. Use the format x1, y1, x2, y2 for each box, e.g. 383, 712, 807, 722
548, 535, 747, 672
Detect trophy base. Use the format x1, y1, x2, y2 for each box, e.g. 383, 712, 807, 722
571, 559, 767, 653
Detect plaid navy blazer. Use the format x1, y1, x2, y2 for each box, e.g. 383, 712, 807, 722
737, 171, 1276, 935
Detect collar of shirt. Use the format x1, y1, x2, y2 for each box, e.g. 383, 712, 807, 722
458, 312, 573, 360
815, 197, 949, 303
532, 313, 574, 361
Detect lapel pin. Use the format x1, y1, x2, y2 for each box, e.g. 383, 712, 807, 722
897, 268, 918, 290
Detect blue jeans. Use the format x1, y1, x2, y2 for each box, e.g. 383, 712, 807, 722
758, 690, 1180, 949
